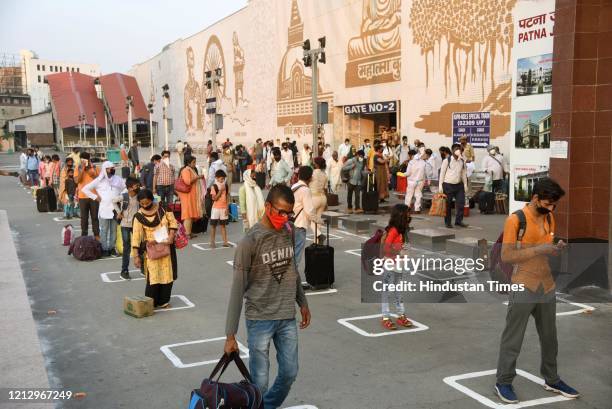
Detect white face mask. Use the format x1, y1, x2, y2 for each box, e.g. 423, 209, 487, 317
162, 158, 170, 165
419, 147, 425, 154
454, 149, 462, 156
489, 150, 496, 155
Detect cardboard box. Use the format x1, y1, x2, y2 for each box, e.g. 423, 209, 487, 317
123, 296, 154, 318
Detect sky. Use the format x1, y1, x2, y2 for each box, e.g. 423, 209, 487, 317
1, 0, 247, 74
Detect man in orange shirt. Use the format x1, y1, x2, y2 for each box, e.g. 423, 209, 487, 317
75, 152, 100, 238
494, 178, 579, 404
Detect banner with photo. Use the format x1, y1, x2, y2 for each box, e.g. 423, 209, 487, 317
516, 53, 553, 97
514, 109, 551, 149
513, 164, 549, 202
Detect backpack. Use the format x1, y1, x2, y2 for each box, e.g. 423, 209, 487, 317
489, 210, 551, 292
62, 225, 74, 246
361, 228, 389, 275
68, 236, 102, 261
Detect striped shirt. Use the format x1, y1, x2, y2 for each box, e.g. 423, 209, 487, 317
154, 162, 175, 186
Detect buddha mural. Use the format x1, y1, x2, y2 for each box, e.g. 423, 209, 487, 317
346, 0, 402, 87
233, 31, 245, 103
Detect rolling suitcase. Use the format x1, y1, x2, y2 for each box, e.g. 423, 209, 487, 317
121, 166, 131, 179
228, 202, 239, 222
478, 191, 495, 214
326, 181, 339, 207
36, 185, 57, 212
192, 217, 208, 234
256, 171, 266, 190
304, 221, 334, 289
361, 173, 378, 213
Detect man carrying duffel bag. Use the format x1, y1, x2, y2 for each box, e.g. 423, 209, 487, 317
224, 184, 311, 409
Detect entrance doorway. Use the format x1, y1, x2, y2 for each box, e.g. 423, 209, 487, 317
342, 101, 399, 148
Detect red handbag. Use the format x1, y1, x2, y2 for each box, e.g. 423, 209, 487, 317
174, 175, 191, 193
146, 241, 170, 260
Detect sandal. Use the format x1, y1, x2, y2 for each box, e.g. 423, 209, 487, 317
158, 303, 171, 309
381, 318, 397, 331
222, 242, 231, 247
396, 315, 413, 327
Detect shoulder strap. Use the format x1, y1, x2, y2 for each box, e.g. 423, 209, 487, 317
514, 209, 527, 242
292, 184, 305, 193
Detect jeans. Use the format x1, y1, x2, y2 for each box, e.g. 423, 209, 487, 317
64, 202, 76, 218
121, 227, 132, 272
99, 218, 117, 252
156, 185, 174, 209
381, 269, 406, 318
346, 183, 361, 209
247, 319, 299, 409
27, 170, 40, 186
79, 198, 100, 236
293, 227, 307, 271
442, 182, 465, 226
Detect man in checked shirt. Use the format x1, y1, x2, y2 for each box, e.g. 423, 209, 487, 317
153, 150, 176, 209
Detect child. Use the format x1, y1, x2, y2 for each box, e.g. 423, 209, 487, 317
209, 169, 230, 248
51, 154, 61, 200
113, 177, 141, 280
39, 155, 53, 187
381, 203, 414, 330
63, 168, 77, 219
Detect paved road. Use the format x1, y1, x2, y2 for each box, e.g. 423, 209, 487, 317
1, 153, 611, 409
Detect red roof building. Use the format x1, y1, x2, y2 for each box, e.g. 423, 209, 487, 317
99, 73, 148, 124
46, 72, 105, 129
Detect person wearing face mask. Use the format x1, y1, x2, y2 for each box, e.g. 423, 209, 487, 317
131, 189, 178, 309
404, 148, 430, 214
239, 169, 265, 232
458, 135, 474, 163
341, 150, 367, 213
292, 166, 324, 262
113, 177, 141, 279
153, 150, 176, 210
224, 184, 311, 409
269, 147, 292, 188
76, 152, 100, 238
398, 136, 411, 166
82, 161, 126, 257
494, 178, 578, 404
482, 145, 507, 194
438, 143, 469, 228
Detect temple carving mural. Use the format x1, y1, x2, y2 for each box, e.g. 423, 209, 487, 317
184, 46, 203, 132
345, 0, 402, 88
410, 0, 516, 139
277, 0, 333, 131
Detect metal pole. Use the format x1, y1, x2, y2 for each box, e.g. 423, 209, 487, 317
128, 103, 133, 148
83, 116, 87, 145
104, 112, 109, 147
94, 114, 97, 147
311, 55, 318, 153
163, 96, 169, 150
149, 110, 154, 157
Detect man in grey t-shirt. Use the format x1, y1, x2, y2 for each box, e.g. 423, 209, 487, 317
225, 184, 311, 409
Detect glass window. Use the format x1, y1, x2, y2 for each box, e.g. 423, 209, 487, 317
42, 65, 45, 71
77, 68, 80, 72
38, 75, 41, 83
37, 64, 40, 70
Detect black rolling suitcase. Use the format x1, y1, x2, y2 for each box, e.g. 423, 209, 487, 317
36, 184, 57, 212
304, 221, 334, 289
362, 173, 379, 213
478, 191, 495, 214
192, 217, 208, 234
121, 166, 131, 179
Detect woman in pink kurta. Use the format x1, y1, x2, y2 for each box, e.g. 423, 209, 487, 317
177, 156, 204, 238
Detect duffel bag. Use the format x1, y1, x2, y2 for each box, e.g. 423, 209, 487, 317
68, 236, 102, 261
188, 352, 263, 409
428, 193, 447, 217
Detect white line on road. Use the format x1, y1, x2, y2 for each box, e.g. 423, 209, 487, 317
154, 295, 195, 312
337, 314, 429, 337
192, 241, 237, 251
160, 337, 249, 369
100, 270, 144, 283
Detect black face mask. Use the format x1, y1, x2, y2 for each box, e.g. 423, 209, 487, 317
107, 169, 115, 177
142, 203, 154, 211
536, 206, 552, 215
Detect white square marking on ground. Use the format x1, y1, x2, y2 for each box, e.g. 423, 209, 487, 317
192, 241, 237, 251
305, 288, 338, 296
306, 233, 342, 241
100, 270, 144, 283
337, 314, 429, 337
160, 337, 249, 369
226, 260, 234, 266
92, 255, 123, 262
283, 406, 318, 409
344, 249, 361, 257
154, 295, 195, 312
502, 296, 596, 316
53, 216, 80, 223
333, 229, 370, 240
443, 369, 572, 408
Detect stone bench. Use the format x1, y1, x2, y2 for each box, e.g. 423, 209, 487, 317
338, 216, 376, 233
321, 211, 347, 228
408, 228, 455, 252
446, 237, 493, 262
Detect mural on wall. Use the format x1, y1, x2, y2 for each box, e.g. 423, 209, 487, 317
345, 0, 402, 88
277, 0, 333, 135
410, 0, 516, 139
229, 31, 250, 126
184, 46, 203, 132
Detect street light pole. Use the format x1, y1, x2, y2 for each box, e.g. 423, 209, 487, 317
93, 112, 97, 147
204, 69, 222, 149
303, 37, 326, 152
162, 85, 170, 151
148, 103, 154, 157
126, 96, 133, 148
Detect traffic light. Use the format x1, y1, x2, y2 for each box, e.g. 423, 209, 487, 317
318, 36, 326, 48
302, 39, 312, 67
319, 51, 326, 64
303, 39, 311, 52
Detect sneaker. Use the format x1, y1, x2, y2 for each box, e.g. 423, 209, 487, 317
455, 222, 469, 228
396, 315, 413, 327
543, 380, 580, 398
120, 271, 131, 280
495, 383, 519, 404
381, 318, 397, 331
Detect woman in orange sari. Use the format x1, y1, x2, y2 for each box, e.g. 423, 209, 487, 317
177, 155, 205, 238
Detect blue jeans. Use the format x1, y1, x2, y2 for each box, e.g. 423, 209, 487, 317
156, 185, 174, 209
293, 227, 307, 272
121, 227, 132, 271
27, 170, 40, 186
381, 270, 406, 318
247, 319, 299, 409
99, 218, 117, 252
